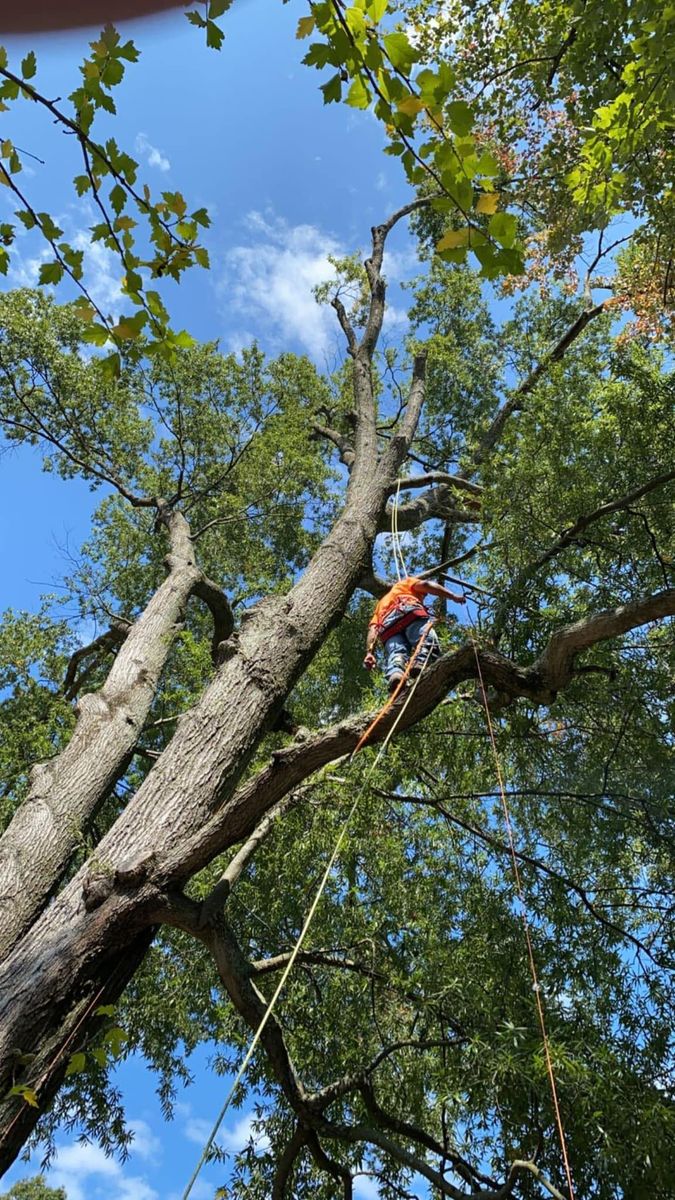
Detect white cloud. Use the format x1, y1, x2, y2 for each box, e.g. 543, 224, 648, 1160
219, 209, 419, 361
33, 1124, 161, 1200
354, 1175, 383, 1198
8, 244, 52, 287
177, 1101, 270, 1157
128, 1117, 162, 1163
135, 132, 171, 173
181, 1112, 213, 1147
71, 230, 124, 316
7, 205, 124, 319
220, 210, 344, 361
221, 1110, 270, 1155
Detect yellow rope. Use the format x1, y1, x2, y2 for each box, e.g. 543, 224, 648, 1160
181, 630, 434, 1200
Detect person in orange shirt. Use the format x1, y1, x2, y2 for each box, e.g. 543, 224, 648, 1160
364, 575, 465, 692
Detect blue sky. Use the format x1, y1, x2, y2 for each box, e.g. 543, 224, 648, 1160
0, 4, 426, 1198
0, 0, 416, 613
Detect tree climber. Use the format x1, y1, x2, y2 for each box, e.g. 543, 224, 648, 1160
364, 575, 465, 693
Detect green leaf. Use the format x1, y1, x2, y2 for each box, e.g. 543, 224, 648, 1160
346, 76, 371, 110
37, 213, 63, 241
38, 261, 64, 287
103, 1026, 128, 1058
65, 1052, 87, 1076
383, 32, 419, 73
73, 174, 92, 197
320, 73, 342, 104
9, 1084, 39, 1108
488, 211, 518, 248
209, 0, 231, 16
21, 51, 37, 80
81, 323, 111, 347
15, 209, 36, 230
476, 191, 499, 214
296, 15, 316, 39
436, 227, 470, 251
367, 0, 388, 20
446, 100, 473, 136
109, 183, 127, 215
206, 20, 225, 50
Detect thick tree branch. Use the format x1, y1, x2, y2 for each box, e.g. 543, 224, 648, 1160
306, 1132, 353, 1199
378, 483, 481, 533
0, 508, 201, 960
534, 587, 675, 689
62, 618, 132, 702
390, 472, 483, 498
191, 576, 235, 664
311, 421, 356, 470
272, 1125, 308, 1200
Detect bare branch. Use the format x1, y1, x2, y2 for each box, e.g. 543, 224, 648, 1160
199, 791, 301, 925
493, 468, 675, 637
463, 302, 607, 476
331, 296, 358, 357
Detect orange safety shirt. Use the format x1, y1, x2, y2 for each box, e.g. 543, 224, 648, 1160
369, 577, 429, 634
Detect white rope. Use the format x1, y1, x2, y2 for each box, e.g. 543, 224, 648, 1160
391, 478, 407, 580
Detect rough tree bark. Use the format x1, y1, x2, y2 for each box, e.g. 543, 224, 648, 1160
0, 507, 232, 960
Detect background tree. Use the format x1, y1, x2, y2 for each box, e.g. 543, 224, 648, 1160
0, 2, 673, 1198
0, 1177, 66, 1200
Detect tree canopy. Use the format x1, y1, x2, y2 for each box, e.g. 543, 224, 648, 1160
0, 2, 673, 1199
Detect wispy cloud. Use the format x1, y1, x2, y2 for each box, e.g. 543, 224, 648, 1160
8, 203, 124, 319
39, 1137, 160, 1200
177, 1101, 270, 1156
135, 132, 171, 173
220, 209, 415, 361
220, 210, 344, 361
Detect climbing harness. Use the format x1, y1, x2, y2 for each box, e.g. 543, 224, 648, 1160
181, 619, 435, 1200
462, 597, 576, 1200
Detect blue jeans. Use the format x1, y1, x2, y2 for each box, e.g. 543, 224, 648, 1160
382, 617, 440, 687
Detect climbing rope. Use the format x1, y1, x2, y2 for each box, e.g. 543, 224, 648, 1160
181, 623, 436, 1200
462, 597, 576, 1200
391, 477, 408, 581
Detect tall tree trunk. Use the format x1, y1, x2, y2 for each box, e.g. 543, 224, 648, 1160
0, 510, 204, 960
0, 464, 401, 1170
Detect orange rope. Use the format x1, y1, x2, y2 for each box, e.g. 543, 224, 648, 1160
464, 604, 576, 1200
352, 618, 435, 759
